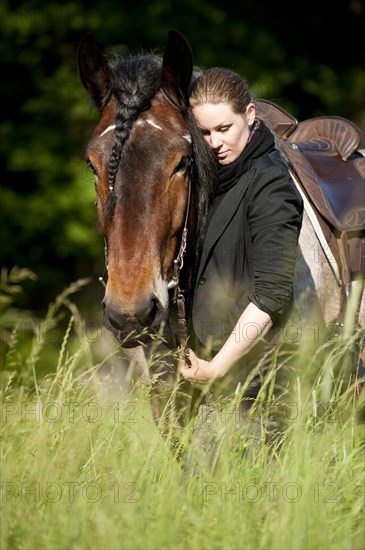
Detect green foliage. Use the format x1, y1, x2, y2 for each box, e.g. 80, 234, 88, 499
0, 267, 37, 313
2, 6, 363, 542
1, 290, 364, 549
0, 267, 39, 375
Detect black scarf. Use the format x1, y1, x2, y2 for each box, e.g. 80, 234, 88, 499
216, 120, 276, 196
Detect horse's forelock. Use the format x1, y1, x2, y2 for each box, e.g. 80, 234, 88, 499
105, 54, 163, 191
101, 52, 217, 273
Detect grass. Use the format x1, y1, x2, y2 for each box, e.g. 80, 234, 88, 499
1, 277, 364, 550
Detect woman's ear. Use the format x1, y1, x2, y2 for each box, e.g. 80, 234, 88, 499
246, 102, 256, 125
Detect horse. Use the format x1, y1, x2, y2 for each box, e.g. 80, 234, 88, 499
76, 31, 217, 414
77, 31, 365, 416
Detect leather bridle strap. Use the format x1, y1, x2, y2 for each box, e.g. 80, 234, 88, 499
100, 159, 194, 345
166, 158, 194, 345
167, 159, 193, 299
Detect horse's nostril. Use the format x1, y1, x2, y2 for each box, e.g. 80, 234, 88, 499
103, 295, 165, 334
135, 296, 163, 328
104, 303, 124, 331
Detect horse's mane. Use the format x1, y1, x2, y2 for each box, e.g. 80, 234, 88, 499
107, 53, 163, 189
105, 52, 217, 273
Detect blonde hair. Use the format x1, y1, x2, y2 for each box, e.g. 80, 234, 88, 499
189, 68, 253, 114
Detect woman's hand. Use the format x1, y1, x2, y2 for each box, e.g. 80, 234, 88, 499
179, 304, 272, 385
179, 349, 223, 384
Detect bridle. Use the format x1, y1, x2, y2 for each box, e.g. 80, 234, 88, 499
165, 158, 194, 343
167, 158, 193, 297
99, 157, 194, 344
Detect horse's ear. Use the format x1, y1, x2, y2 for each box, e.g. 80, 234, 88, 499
76, 33, 110, 110
161, 30, 193, 105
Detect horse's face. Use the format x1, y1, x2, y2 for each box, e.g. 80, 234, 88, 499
78, 32, 194, 344
87, 94, 193, 341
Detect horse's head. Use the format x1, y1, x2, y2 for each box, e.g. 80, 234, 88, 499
77, 31, 211, 346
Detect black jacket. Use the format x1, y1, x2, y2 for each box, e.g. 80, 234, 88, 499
191, 148, 303, 350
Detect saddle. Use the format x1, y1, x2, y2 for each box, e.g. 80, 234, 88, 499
256, 99, 365, 306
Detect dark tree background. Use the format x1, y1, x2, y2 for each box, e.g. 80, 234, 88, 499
1, 0, 364, 314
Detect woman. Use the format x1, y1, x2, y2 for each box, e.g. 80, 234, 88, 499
180, 68, 303, 393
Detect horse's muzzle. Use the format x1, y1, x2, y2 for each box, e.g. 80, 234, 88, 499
102, 294, 166, 345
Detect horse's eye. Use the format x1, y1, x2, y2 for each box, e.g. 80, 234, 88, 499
173, 156, 190, 176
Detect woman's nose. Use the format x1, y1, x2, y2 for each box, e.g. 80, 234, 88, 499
210, 132, 222, 149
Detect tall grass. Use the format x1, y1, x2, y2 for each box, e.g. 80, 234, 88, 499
1, 278, 364, 550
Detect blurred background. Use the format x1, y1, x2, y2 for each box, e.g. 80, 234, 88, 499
1, 0, 365, 321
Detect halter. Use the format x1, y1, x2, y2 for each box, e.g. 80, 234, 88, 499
167, 158, 193, 299
165, 158, 194, 343
99, 158, 194, 340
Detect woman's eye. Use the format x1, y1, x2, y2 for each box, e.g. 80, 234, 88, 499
220, 126, 230, 133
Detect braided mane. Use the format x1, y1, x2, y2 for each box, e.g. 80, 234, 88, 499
105, 52, 217, 270
107, 54, 162, 189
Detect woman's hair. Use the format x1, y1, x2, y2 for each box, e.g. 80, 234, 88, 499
189, 68, 253, 114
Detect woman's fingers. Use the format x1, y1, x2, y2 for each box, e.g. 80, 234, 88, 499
179, 349, 199, 380
179, 351, 214, 384
183, 348, 192, 366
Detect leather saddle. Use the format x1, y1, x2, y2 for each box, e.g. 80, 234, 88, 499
256, 99, 365, 302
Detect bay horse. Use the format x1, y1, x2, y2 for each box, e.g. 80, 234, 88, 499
77, 31, 216, 390
77, 31, 364, 406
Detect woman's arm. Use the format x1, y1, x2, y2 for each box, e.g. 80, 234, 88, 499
180, 157, 302, 384
180, 301, 272, 383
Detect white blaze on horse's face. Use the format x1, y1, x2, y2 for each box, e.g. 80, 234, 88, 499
99, 124, 116, 137
134, 118, 163, 131
146, 119, 163, 130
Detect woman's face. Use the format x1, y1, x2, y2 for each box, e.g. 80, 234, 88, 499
192, 102, 255, 165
